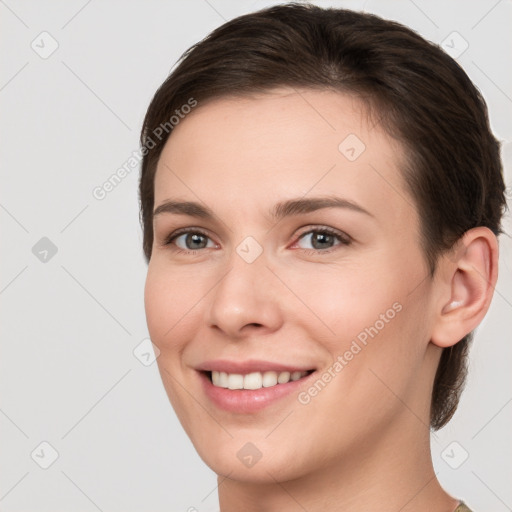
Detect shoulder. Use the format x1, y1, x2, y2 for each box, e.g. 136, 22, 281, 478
454, 502, 473, 512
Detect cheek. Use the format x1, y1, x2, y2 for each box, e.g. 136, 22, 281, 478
144, 263, 205, 431
284, 253, 428, 388
279, 258, 402, 344
144, 262, 200, 351
144, 266, 171, 342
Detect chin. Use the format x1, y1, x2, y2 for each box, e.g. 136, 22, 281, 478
192, 435, 313, 484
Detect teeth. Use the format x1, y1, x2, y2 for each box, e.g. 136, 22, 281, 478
262, 371, 277, 387
277, 371, 290, 384
218, 371, 229, 388
244, 372, 262, 390
290, 371, 302, 381
227, 373, 244, 390
211, 370, 310, 390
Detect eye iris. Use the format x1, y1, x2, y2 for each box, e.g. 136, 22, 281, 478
312, 232, 335, 249
177, 230, 340, 251
186, 233, 207, 250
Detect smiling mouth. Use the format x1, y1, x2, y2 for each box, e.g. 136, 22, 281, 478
204, 369, 315, 390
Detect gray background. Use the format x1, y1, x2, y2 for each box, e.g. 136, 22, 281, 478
1, 1, 511, 511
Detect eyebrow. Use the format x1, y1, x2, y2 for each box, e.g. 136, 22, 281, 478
153, 196, 373, 221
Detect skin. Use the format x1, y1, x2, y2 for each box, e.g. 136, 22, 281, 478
144, 88, 498, 512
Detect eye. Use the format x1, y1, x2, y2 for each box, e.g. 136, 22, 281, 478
161, 225, 351, 255
294, 226, 351, 253
164, 228, 216, 252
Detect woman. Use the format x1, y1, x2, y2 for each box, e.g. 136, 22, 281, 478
139, 4, 506, 511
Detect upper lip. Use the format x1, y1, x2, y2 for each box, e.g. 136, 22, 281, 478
195, 359, 316, 374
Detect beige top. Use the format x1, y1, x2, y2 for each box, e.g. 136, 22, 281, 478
455, 502, 472, 512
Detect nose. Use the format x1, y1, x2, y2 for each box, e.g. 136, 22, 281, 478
205, 246, 283, 339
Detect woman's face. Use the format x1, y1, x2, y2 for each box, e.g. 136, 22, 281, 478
145, 88, 441, 482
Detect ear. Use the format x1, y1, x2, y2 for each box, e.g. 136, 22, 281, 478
430, 227, 499, 348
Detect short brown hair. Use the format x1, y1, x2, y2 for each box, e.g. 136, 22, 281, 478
138, 3, 506, 430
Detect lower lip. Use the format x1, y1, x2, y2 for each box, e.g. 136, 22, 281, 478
198, 371, 316, 413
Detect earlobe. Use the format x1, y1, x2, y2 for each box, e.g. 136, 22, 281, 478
431, 227, 499, 348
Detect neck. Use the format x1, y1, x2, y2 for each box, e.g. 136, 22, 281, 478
217, 412, 458, 512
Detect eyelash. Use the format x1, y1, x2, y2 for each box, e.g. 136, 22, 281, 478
162, 226, 352, 256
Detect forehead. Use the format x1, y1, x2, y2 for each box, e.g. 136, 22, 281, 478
154, 88, 415, 227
